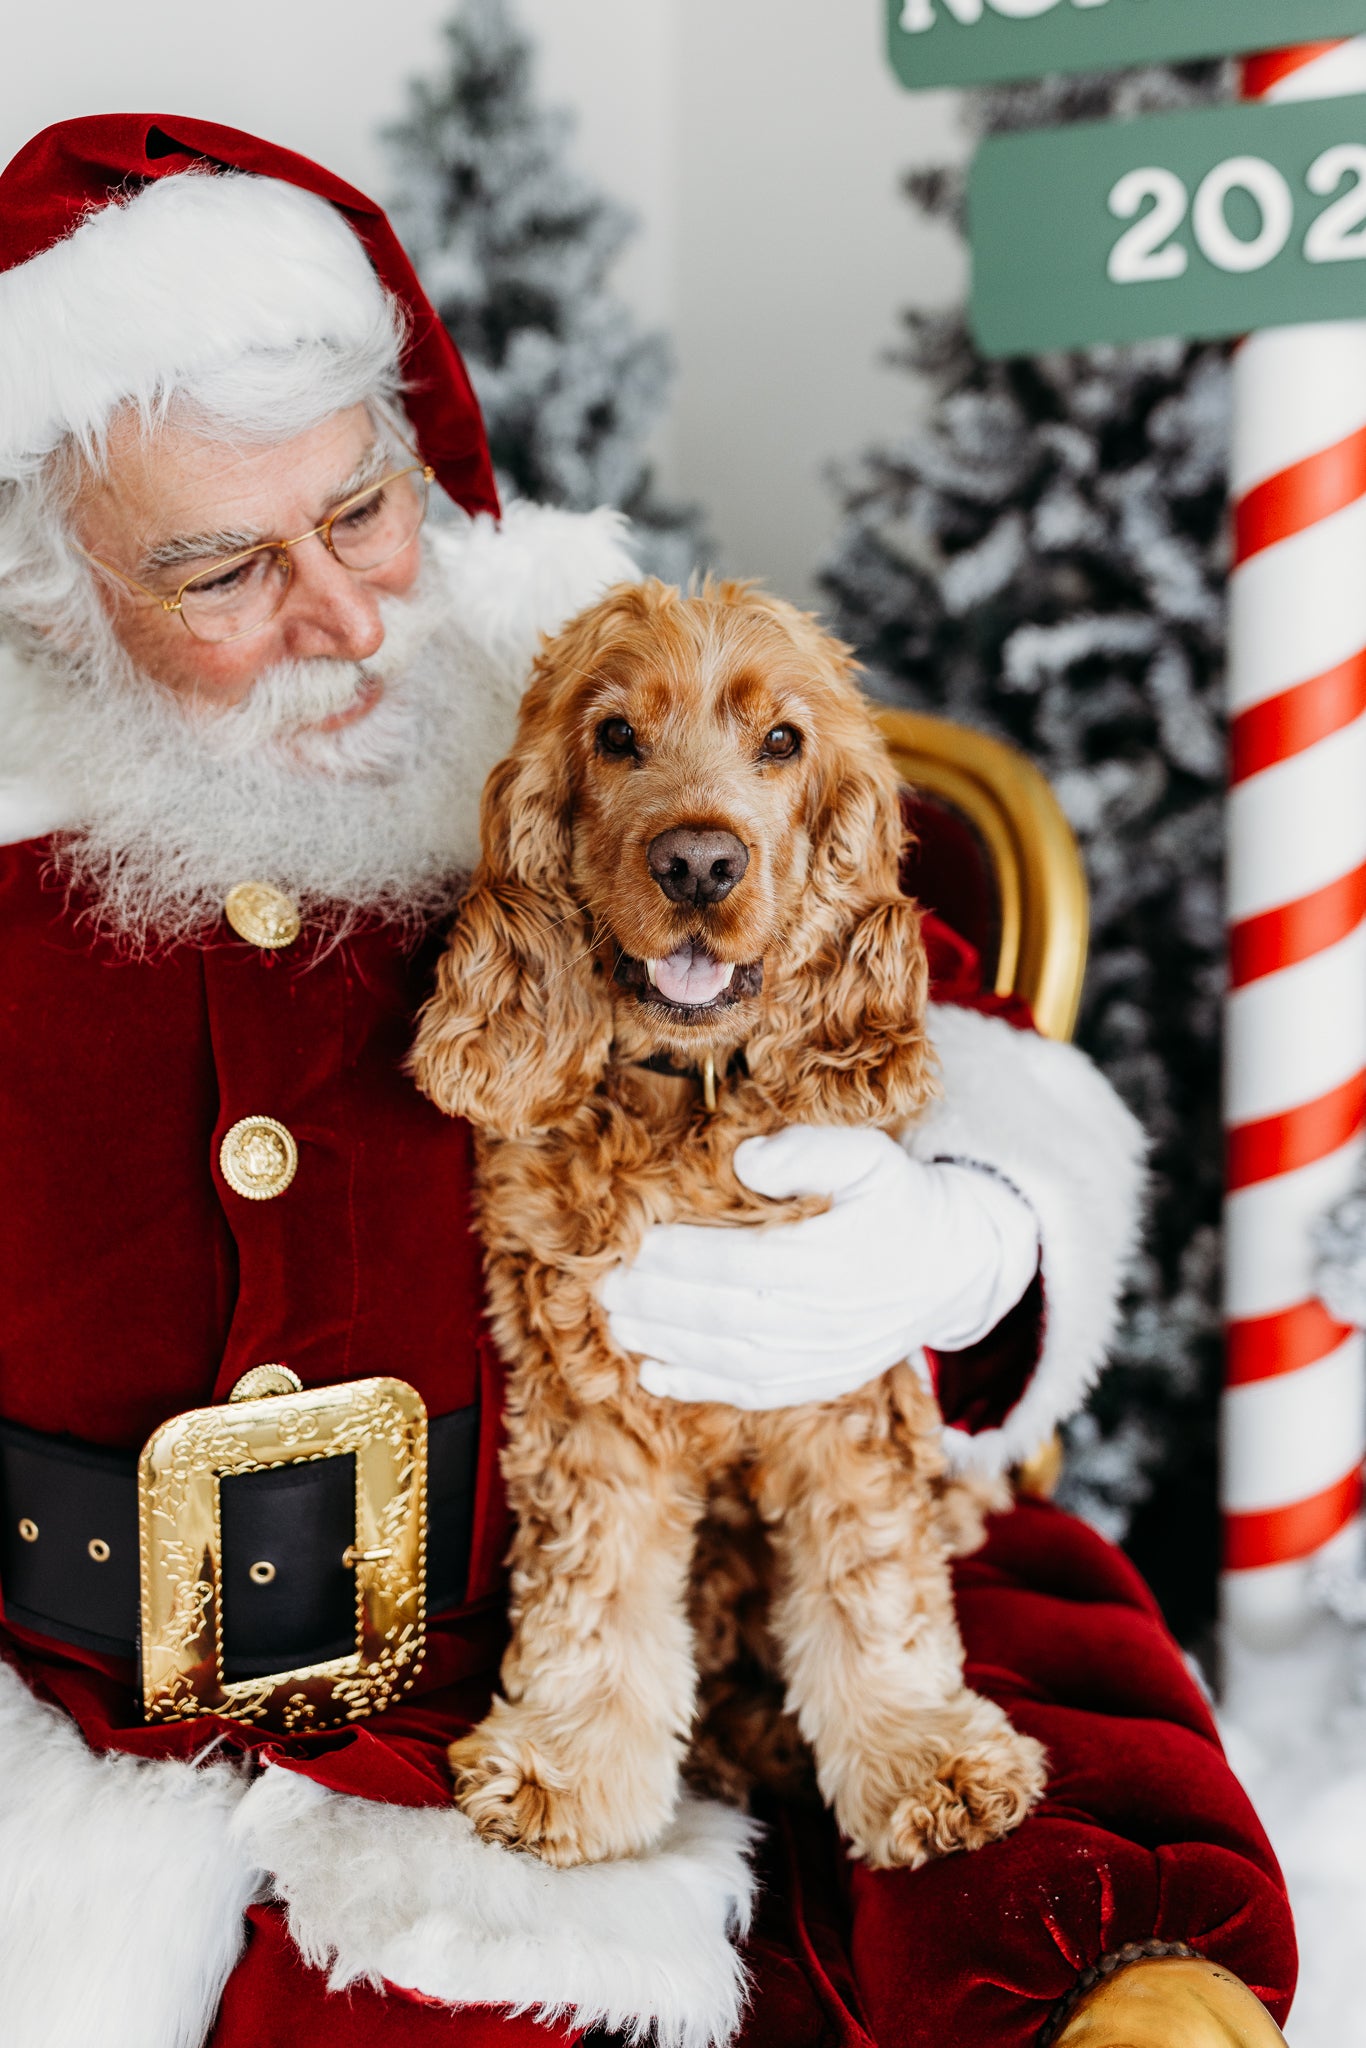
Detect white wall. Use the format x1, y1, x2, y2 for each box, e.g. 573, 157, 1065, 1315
1, 0, 965, 606
518, 0, 683, 347
0, 0, 455, 214
670, 1, 965, 605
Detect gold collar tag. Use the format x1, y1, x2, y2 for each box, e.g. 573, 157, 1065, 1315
138, 1376, 427, 1731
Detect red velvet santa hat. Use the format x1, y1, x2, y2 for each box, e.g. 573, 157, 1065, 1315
0, 112, 499, 517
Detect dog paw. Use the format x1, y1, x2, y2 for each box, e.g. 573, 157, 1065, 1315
449, 1713, 678, 1867
844, 1699, 1047, 1869
449, 1726, 578, 1864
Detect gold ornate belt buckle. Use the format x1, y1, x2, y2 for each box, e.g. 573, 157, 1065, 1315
138, 1374, 427, 1731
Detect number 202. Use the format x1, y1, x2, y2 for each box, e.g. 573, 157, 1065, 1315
1108, 144, 1366, 284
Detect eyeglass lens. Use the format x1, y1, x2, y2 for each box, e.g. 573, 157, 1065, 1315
177, 470, 429, 643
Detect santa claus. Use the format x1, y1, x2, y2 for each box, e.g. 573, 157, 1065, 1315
0, 115, 1294, 2048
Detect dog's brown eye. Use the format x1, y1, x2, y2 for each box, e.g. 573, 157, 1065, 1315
761, 725, 801, 761
597, 717, 638, 759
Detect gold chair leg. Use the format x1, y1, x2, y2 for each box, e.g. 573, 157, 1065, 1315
1051, 1955, 1288, 2046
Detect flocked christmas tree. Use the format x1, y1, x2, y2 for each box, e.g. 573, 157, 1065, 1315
384, 0, 703, 581
822, 65, 1234, 1637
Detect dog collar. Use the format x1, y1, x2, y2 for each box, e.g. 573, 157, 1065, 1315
631, 1047, 747, 1111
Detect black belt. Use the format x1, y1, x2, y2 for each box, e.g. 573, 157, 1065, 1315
0, 1404, 479, 1669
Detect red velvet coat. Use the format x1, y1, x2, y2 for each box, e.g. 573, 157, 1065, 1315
0, 833, 1035, 1719
0, 828, 1296, 2048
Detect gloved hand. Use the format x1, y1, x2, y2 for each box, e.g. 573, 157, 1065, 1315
600, 1124, 1040, 1410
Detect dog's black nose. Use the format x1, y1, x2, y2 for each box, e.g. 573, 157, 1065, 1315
647, 826, 750, 905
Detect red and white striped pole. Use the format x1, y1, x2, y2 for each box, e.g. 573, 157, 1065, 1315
1223, 38, 1366, 1644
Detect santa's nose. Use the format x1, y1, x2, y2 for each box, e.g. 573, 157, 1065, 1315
278, 539, 386, 663
647, 827, 749, 905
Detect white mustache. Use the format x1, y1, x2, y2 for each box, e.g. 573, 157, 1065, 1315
198, 658, 370, 757
194, 586, 441, 761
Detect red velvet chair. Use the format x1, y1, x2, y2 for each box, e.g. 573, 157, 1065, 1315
848, 709, 1296, 2048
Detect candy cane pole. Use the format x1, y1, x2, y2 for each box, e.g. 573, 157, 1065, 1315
1223, 39, 1366, 1646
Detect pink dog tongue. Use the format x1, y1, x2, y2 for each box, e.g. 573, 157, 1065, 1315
654, 943, 732, 1007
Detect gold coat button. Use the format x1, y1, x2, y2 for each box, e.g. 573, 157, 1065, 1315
230, 1364, 304, 1402
220, 1116, 299, 1201
224, 882, 301, 950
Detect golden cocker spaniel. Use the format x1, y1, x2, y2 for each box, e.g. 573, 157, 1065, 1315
411, 579, 1046, 1869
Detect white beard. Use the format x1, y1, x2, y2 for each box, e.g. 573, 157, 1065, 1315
34, 555, 498, 949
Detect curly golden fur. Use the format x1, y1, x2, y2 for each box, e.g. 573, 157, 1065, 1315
411, 580, 1046, 1869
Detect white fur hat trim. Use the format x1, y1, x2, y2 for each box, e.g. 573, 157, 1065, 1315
0, 170, 391, 469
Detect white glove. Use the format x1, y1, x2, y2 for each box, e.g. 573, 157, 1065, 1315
601, 1124, 1040, 1410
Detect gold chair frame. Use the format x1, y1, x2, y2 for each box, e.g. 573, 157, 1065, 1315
875, 707, 1090, 1044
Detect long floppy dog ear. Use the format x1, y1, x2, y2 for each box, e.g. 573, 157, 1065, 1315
410, 665, 613, 1139
749, 647, 936, 1129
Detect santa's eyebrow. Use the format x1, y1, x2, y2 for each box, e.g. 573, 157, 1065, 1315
135, 442, 393, 577
137, 525, 263, 576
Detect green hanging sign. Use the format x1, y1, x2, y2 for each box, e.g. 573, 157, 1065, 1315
888, 0, 1366, 92
969, 90, 1366, 356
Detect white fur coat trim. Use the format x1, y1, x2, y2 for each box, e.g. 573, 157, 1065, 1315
0, 1650, 756, 2048
433, 498, 638, 688
234, 1763, 758, 2048
909, 1002, 1148, 1475
0, 498, 639, 853
0, 1656, 258, 2048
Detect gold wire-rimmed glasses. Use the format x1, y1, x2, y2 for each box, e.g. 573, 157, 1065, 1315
76, 462, 436, 644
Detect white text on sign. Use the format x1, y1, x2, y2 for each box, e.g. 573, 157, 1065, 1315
1109, 148, 1366, 285
901, 0, 1112, 27
890, 0, 1366, 93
